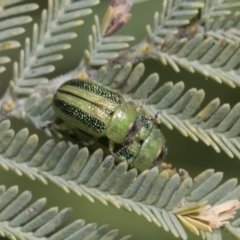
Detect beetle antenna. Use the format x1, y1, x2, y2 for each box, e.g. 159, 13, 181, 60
126, 93, 150, 139
137, 93, 148, 124
154, 111, 162, 126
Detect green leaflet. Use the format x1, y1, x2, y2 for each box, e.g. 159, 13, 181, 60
0, 185, 127, 240
0, 119, 240, 239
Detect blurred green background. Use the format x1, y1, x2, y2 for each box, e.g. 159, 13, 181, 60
1, 0, 240, 239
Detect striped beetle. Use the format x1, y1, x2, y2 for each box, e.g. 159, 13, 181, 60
52, 79, 167, 172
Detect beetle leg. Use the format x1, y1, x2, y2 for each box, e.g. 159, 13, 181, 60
75, 129, 99, 146
46, 121, 98, 145
109, 140, 125, 160
158, 145, 168, 161
109, 140, 115, 153
109, 140, 119, 161
46, 121, 75, 131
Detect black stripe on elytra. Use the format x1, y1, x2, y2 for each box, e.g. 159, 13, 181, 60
63, 79, 122, 104
54, 98, 106, 133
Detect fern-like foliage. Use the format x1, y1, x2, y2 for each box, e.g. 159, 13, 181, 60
0, 185, 129, 240
94, 63, 240, 161
225, 216, 240, 240
1, 0, 240, 239
84, 16, 134, 67
202, 0, 240, 19
143, 0, 240, 88
0, 0, 38, 73
9, 0, 99, 95
8, 63, 240, 161
0, 119, 240, 240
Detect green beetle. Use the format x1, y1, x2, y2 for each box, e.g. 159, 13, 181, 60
52, 79, 167, 172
